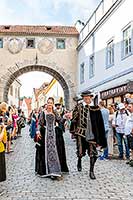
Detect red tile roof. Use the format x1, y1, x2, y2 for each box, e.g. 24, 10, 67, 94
0, 25, 79, 36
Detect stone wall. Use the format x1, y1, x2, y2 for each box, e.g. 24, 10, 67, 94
0, 34, 78, 109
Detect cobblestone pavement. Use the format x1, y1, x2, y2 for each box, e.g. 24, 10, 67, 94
0, 125, 133, 200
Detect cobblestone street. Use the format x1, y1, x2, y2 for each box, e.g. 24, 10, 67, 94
0, 125, 133, 200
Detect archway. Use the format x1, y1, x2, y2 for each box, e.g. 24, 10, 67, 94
2, 65, 70, 109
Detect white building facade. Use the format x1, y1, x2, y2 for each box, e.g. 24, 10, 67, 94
8, 79, 21, 107
31, 79, 64, 109
77, 0, 133, 105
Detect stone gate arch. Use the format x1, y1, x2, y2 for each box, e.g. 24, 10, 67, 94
0, 59, 76, 109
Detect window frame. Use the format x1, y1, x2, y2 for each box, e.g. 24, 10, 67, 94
89, 54, 95, 79
10, 85, 13, 96
121, 22, 133, 60
106, 39, 114, 68
80, 62, 85, 84
15, 88, 18, 98
56, 38, 66, 49
26, 38, 35, 49
0, 38, 3, 48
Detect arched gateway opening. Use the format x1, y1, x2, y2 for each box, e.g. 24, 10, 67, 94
2, 65, 71, 109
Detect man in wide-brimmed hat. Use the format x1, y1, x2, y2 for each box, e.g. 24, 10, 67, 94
70, 91, 107, 179
80, 91, 94, 97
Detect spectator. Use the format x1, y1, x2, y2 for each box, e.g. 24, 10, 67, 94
0, 102, 8, 182
17, 114, 25, 137
6, 119, 13, 153
108, 106, 115, 158
125, 100, 133, 166
29, 109, 38, 139
12, 109, 18, 139
112, 103, 130, 159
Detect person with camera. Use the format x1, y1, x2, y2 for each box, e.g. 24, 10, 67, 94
112, 103, 130, 160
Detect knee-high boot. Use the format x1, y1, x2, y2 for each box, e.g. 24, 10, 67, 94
77, 157, 82, 171
89, 157, 97, 179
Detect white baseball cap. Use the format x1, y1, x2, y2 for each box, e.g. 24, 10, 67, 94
118, 103, 125, 110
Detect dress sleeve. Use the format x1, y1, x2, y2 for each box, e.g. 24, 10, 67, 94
70, 105, 79, 134
37, 111, 45, 130
55, 113, 66, 132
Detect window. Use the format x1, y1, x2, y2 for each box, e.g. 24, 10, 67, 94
10, 85, 13, 96
4, 26, 10, 30
89, 55, 94, 78
0, 38, 3, 48
122, 26, 132, 58
106, 40, 114, 68
46, 26, 52, 30
80, 63, 85, 84
56, 39, 65, 49
15, 88, 18, 98
92, 33, 95, 53
26, 39, 35, 48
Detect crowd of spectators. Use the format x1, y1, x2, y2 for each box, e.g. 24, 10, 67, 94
0, 102, 26, 183
98, 97, 133, 167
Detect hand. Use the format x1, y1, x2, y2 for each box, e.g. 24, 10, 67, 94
123, 135, 126, 139
36, 131, 41, 139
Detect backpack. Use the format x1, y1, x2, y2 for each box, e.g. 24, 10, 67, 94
17, 117, 25, 128
115, 109, 129, 118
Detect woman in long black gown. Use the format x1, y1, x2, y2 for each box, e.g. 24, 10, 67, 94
35, 97, 69, 180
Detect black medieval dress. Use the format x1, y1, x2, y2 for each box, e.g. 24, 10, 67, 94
35, 111, 69, 176
55, 126, 69, 172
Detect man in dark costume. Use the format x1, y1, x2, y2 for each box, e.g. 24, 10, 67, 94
70, 91, 107, 179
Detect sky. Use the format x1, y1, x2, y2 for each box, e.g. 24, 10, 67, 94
19, 72, 53, 97
0, 0, 99, 25
0, 0, 100, 97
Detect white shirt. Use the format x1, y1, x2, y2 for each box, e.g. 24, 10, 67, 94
125, 113, 133, 136
112, 111, 129, 134
82, 101, 93, 107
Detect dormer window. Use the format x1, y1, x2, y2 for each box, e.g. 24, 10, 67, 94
4, 26, 10, 30
46, 27, 52, 31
